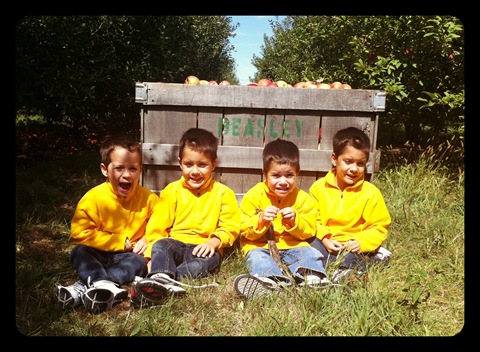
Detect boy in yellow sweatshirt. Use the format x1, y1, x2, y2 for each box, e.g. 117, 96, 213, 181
56, 134, 159, 314
132, 128, 240, 306
233, 139, 329, 300
309, 127, 392, 283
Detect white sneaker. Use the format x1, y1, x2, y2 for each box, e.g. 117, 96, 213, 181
299, 274, 331, 287
56, 280, 86, 308
150, 273, 188, 294
93, 280, 129, 301
134, 274, 186, 304
150, 272, 219, 289
332, 269, 355, 283
82, 280, 128, 314
233, 274, 278, 300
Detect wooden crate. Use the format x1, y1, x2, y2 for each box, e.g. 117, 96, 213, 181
136, 82, 386, 196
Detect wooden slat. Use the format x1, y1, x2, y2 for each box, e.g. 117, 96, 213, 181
142, 143, 375, 173
139, 83, 385, 112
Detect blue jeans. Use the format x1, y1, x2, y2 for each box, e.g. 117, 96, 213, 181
149, 238, 222, 280
245, 246, 326, 284
70, 244, 147, 285
308, 237, 384, 272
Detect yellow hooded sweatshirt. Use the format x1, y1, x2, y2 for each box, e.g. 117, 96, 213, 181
309, 169, 391, 253
144, 176, 240, 259
239, 181, 316, 256
70, 182, 159, 253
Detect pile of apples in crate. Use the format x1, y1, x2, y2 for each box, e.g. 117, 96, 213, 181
184, 75, 352, 89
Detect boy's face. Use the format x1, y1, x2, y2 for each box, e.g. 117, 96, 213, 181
101, 147, 142, 197
331, 145, 368, 191
264, 161, 297, 199
178, 147, 216, 189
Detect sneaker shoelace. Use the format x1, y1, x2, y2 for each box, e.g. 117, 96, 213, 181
152, 274, 219, 289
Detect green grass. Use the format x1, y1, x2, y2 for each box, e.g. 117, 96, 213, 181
15, 142, 464, 337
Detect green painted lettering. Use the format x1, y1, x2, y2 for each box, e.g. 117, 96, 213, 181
257, 119, 264, 138
232, 118, 241, 136
269, 119, 279, 139
283, 119, 291, 138
244, 118, 254, 137
295, 120, 304, 138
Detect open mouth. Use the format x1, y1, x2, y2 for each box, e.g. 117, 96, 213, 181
119, 182, 132, 191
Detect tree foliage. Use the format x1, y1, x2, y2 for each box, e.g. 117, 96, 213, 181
16, 16, 238, 131
253, 16, 464, 146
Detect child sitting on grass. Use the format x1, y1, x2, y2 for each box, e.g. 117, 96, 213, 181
309, 127, 392, 283
131, 128, 240, 307
233, 138, 329, 300
56, 133, 158, 314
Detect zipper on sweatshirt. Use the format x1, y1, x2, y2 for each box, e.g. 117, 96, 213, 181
339, 190, 344, 212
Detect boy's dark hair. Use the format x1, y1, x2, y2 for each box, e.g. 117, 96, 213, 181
179, 128, 219, 161
100, 134, 141, 166
262, 138, 300, 173
332, 127, 371, 159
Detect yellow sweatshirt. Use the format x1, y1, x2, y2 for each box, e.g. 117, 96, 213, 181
309, 169, 391, 253
144, 176, 240, 258
240, 181, 317, 256
70, 182, 159, 253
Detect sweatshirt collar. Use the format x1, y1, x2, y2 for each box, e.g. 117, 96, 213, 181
326, 169, 365, 191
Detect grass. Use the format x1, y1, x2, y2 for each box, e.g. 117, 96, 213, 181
15, 135, 464, 337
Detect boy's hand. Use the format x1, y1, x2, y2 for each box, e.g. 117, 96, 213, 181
124, 238, 133, 252
192, 237, 221, 258
279, 207, 295, 228
343, 239, 360, 253
322, 237, 343, 254
192, 242, 216, 258
261, 206, 280, 222
132, 237, 148, 255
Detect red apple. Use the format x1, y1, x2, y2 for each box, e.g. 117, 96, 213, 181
341, 83, 352, 89
208, 80, 218, 85
219, 80, 230, 86
257, 78, 273, 87
316, 83, 331, 89
247, 83, 258, 86
293, 82, 308, 88
330, 81, 343, 89
185, 75, 200, 84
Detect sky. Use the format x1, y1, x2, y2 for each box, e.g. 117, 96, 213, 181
229, 16, 286, 85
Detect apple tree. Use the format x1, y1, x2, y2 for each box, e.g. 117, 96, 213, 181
253, 15, 464, 147
16, 16, 238, 133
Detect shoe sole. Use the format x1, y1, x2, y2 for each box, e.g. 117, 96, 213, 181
234, 274, 276, 300
135, 279, 185, 302
82, 288, 114, 314
56, 285, 84, 308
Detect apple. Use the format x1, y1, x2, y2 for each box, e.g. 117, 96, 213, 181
185, 75, 200, 84
247, 83, 258, 86
316, 83, 331, 89
341, 83, 352, 89
208, 80, 218, 85
293, 82, 308, 88
306, 82, 317, 89
257, 78, 274, 87
330, 81, 343, 89
199, 80, 209, 85
219, 80, 230, 86
276, 80, 289, 87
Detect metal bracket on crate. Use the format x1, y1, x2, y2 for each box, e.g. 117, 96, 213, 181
135, 83, 148, 103
372, 91, 387, 111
